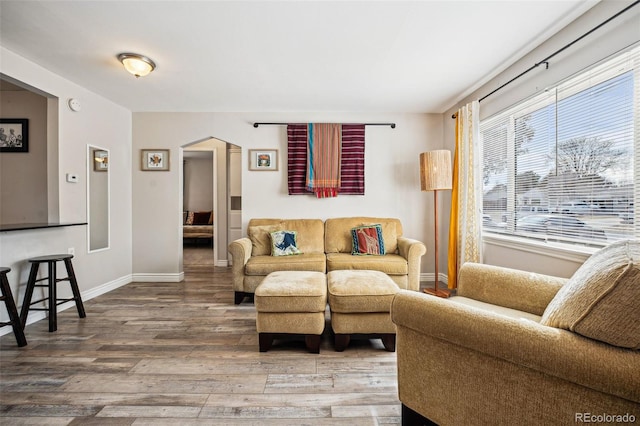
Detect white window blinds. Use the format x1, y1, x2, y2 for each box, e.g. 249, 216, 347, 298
481, 45, 639, 248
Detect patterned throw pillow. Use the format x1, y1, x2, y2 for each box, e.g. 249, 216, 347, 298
185, 211, 194, 225
351, 225, 385, 255
270, 230, 302, 256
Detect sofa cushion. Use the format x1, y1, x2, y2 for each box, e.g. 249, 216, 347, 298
327, 270, 399, 313
270, 230, 302, 256
248, 224, 282, 256
351, 224, 385, 255
245, 253, 327, 275
451, 296, 543, 323
183, 225, 213, 236
326, 252, 408, 275
193, 211, 212, 225
541, 240, 640, 349
249, 218, 325, 254
325, 217, 401, 254
279, 219, 325, 253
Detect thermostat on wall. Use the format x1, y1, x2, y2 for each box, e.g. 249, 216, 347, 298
68, 98, 81, 112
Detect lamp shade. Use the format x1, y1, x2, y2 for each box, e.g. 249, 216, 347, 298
420, 150, 452, 191
117, 53, 156, 78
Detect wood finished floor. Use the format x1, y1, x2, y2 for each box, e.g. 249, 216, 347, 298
0, 249, 402, 425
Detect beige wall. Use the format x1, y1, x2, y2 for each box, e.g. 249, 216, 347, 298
184, 153, 214, 212
442, 0, 640, 278
0, 90, 48, 223
133, 112, 443, 277
0, 47, 133, 327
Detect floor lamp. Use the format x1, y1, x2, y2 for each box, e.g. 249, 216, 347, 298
420, 150, 452, 298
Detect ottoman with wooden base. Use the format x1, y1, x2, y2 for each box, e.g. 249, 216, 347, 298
327, 270, 400, 352
255, 271, 327, 354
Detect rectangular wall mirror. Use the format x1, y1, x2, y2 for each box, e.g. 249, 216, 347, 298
87, 145, 110, 252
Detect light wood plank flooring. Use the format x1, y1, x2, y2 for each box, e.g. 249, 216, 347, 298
0, 260, 402, 425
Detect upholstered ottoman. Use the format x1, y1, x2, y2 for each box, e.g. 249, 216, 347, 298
255, 271, 327, 353
327, 270, 400, 351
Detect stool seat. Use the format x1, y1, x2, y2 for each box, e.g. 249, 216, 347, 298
20, 254, 86, 332
28, 254, 74, 263
0, 267, 27, 347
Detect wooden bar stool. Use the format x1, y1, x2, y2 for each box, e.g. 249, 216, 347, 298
0, 267, 27, 347
19, 254, 86, 332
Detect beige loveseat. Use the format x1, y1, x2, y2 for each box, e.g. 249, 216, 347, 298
183, 210, 213, 244
391, 240, 640, 425
228, 217, 426, 304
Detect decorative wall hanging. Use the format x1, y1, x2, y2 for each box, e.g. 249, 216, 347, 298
287, 123, 365, 196
141, 149, 170, 171
307, 123, 341, 197
248, 149, 278, 171
0, 118, 29, 153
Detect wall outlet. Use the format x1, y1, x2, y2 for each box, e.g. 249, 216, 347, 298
68, 247, 75, 255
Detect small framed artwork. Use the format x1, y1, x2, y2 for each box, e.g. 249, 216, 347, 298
141, 149, 170, 171
93, 149, 109, 171
0, 118, 29, 153
249, 149, 278, 171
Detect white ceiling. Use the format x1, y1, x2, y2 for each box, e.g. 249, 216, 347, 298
0, 0, 597, 113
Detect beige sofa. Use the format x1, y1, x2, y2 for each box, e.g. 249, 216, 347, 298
228, 217, 426, 304
183, 210, 213, 244
391, 247, 640, 425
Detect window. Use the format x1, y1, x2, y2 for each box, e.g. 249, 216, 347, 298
481, 45, 639, 248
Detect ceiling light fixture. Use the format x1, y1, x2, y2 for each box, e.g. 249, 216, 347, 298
117, 53, 156, 78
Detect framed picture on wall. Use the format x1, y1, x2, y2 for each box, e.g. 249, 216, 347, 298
0, 118, 29, 153
249, 149, 278, 171
93, 149, 109, 171
141, 149, 170, 171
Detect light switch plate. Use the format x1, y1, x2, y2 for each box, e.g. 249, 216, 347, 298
66, 173, 78, 183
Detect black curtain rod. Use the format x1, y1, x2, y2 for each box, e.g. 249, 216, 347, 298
452, 0, 640, 119
253, 122, 396, 128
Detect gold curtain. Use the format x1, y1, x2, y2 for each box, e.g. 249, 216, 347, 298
448, 101, 482, 289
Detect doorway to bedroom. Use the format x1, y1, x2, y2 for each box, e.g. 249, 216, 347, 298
181, 138, 241, 269
183, 149, 215, 266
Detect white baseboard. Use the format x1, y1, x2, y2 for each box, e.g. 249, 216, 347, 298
0, 274, 133, 337
132, 272, 184, 282
215, 260, 228, 267
420, 272, 449, 285
84, 274, 133, 299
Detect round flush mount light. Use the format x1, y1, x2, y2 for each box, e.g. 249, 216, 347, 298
117, 53, 156, 78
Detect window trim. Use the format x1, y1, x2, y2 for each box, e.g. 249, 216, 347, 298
483, 232, 595, 263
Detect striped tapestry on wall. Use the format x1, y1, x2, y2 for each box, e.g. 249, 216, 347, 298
287, 123, 365, 196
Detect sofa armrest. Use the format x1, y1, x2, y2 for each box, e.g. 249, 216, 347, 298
458, 262, 567, 316
391, 290, 640, 403
397, 237, 427, 292
228, 238, 252, 291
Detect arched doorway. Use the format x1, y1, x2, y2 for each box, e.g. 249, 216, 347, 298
180, 137, 241, 269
